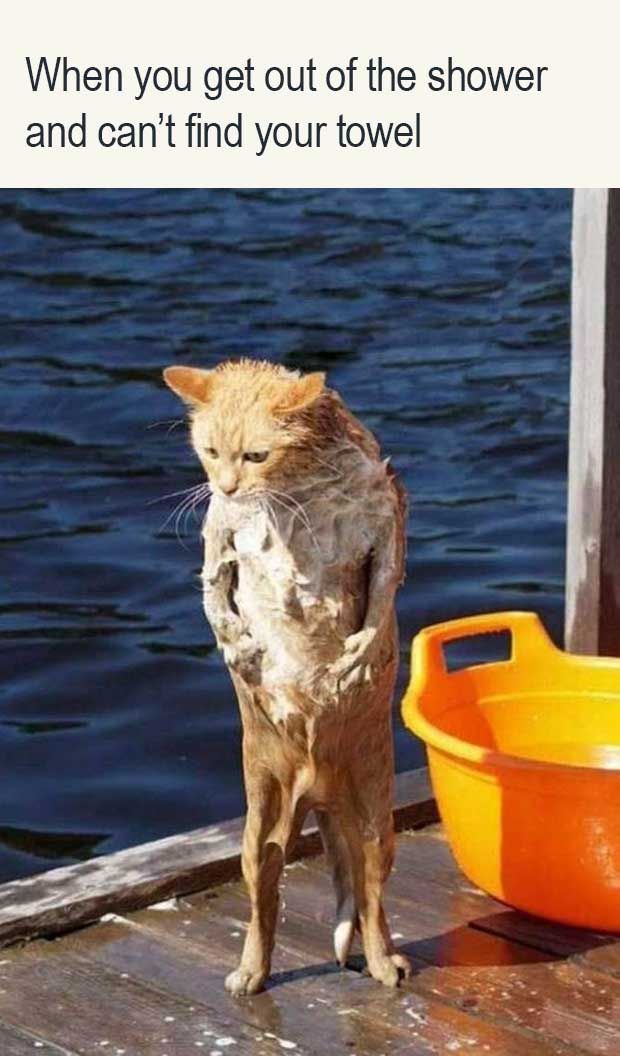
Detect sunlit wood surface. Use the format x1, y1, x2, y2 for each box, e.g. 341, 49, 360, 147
0, 824, 617, 1054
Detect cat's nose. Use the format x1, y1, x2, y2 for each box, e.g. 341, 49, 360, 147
220, 480, 239, 495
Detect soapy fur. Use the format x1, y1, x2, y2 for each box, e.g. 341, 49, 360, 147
164, 359, 410, 994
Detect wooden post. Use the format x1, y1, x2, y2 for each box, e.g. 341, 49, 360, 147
565, 189, 620, 654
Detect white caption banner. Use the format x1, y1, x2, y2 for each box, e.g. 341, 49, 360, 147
2, 0, 618, 187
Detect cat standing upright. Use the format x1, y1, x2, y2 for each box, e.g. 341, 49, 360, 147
164, 359, 410, 995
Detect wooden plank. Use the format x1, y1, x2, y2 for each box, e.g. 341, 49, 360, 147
234, 852, 554, 970
176, 828, 608, 977
157, 879, 585, 1054
187, 826, 615, 981
4, 901, 545, 1056
178, 839, 619, 1055
60, 914, 424, 1056
409, 937, 620, 1056
0, 824, 606, 1056
566, 188, 620, 654
0, 938, 307, 1056
0, 815, 242, 949
0, 767, 435, 948
578, 944, 620, 978
0, 1023, 76, 1055
128, 889, 583, 1056
273, 879, 620, 1054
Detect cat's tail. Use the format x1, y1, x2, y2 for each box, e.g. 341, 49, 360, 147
316, 811, 357, 965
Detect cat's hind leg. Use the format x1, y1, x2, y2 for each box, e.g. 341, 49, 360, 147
315, 809, 357, 965
226, 775, 303, 997
337, 808, 403, 987
226, 777, 289, 988
337, 755, 412, 986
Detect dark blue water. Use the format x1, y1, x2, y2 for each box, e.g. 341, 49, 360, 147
0, 189, 571, 882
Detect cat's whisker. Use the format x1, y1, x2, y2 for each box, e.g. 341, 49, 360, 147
158, 497, 192, 535
158, 483, 212, 539
177, 503, 194, 542
157, 487, 205, 530
263, 492, 299, 537
146, 418, 184, 433
174, 494, 201, 545
262, 490, 292, 521
158, 499, 192, 536
156, 492, 199, 551
263, 484, 310, 517
280, 497, 316, 541
267, 488, 316, 536
178, 496, 195, 538
185, 485, 212, 533
264, 489, 306, 528
176, 484, 212, 540
264, 489, 321, 553
148, 482, 210, 506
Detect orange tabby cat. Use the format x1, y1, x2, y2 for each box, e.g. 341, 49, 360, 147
164, 359, 410, 995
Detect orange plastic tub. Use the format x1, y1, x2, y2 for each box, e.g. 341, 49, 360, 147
401, 611, 620, 931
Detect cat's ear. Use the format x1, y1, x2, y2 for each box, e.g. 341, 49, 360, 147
163, 366, 213, 406
272, 372, 326, 415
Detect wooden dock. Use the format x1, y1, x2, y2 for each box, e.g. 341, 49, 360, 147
0, 772, 616, 1055
0, 189, 618, 1053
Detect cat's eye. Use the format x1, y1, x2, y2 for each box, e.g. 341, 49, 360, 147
243, 450, 269, 463
204, 447, 218, 459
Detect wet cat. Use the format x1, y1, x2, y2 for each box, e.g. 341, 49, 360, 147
164, 359, 410, 994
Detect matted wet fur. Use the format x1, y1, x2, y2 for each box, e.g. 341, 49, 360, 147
164, 359, 410, 994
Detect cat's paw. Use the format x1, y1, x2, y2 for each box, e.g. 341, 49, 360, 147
390, 952, 413, 979
332, 629, 377, 691
225, 965, 267, 997
366, 954, 401, 988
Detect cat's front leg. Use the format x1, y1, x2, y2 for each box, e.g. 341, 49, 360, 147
225, 761, 305, 997
203, 577, 263, 683
202, 576, 264, 685
332, 626, 378, 691
201, 522, 263, 678
201, 523, 237, 629
201, 564, 242, 643
226, 796, 282, 996
332, 519, 401, 691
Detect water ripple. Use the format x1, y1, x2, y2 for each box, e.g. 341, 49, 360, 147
0, 188, 571, 882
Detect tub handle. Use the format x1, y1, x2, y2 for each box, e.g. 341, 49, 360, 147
410, 610, 555, 687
